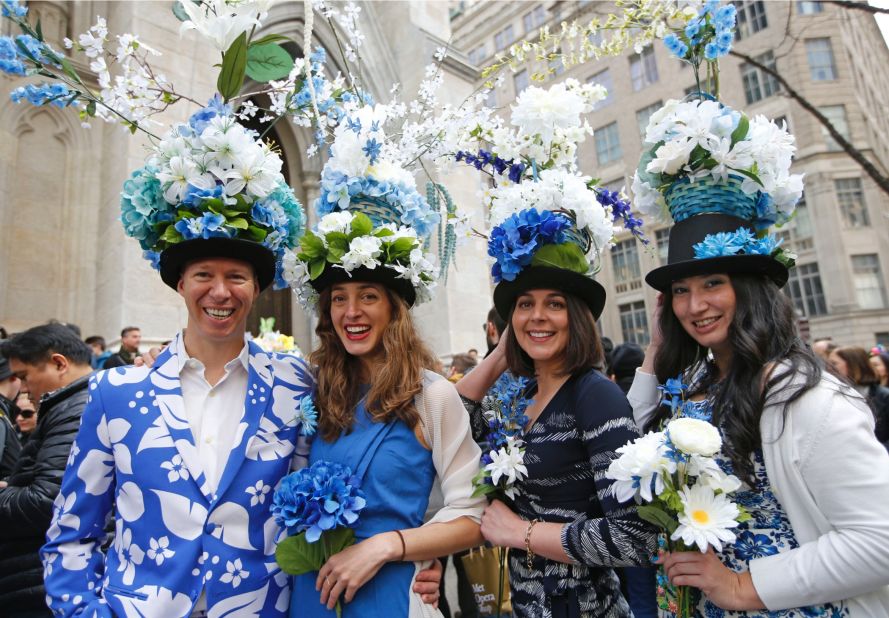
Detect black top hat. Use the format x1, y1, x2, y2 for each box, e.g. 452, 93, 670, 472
494, 266, 606, 322
311, 264, 417, 307
646, 213, 790, 292
160, 238, 278, 291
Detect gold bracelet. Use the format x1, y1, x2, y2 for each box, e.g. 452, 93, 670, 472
524, 519, 539, 570
394, 529, 406, 561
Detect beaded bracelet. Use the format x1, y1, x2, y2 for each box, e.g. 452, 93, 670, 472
524, 519, 539, 570
394, 529, 406, 561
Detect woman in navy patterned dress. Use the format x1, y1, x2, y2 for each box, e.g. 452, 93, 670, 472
459, 272, 656, 617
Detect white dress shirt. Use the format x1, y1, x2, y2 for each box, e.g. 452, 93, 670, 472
174, 337, 249, 618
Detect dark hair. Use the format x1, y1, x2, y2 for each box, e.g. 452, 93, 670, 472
610, 342, 645, 381
505, 293, 603, 378
84, 336, 106, 350
486, 307, 506, 336
450, 353, 477, 374
0, 323, 93, 366
121, 326, 141, 338
650, 273, 822, 484
833, 346, 878, 386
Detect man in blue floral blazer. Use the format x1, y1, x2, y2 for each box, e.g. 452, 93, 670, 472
41, 230, 318, 617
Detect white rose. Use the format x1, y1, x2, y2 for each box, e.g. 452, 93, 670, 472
647, 139, 695, 176
666, 417, 722, 457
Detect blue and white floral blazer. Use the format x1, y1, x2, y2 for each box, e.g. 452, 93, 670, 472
41, 334, 313, 618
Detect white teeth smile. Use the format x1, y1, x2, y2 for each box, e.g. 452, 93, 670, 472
529, 331, 554, 338
694, 317, 719, 327
346, 326, 370, 334
205, 308, 234, 319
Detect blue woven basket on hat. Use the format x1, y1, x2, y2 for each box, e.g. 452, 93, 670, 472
664, 174, 756, 223
348, 195, 403, 227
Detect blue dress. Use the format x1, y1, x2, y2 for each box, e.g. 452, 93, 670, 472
290, 399, 436, 617
658, 398, 848, 618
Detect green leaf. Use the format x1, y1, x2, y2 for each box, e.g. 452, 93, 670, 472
471, 483, 498, 498
530, 243, 588, 275
171, 0, 199, 22
246, 225, 268, 242
637, 505, 679, 534
217, 32, 248, 102
299, 233, 325, 259
729, 166, 763, 187
246, 43, 294, 82
326, 232, 350, 251
390, 237, 416, 254
349, 213, 373, 238
374, 228, 395, 238
636, 141, 663, 186
227, 217, 249, 230
326, 246, 346, 263
160, 225, 183, 244
251, 33, 294, 47
309, 259, 325, 280
86, 100, 97, 117
730, 113, 749, 147
35, 18, 43, 41
59, 58, 82, 84
275, 533, 326, 576
324, 527, 357, 556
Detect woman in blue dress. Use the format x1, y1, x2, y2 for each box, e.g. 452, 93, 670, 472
627, 197, 889, 615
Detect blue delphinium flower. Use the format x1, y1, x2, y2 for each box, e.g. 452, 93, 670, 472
271, 460, 367, 542
363, 137, 382, 164
685, 17, 702, 41
508, 162, 526, 183
2, 1, 28, 18
714, 4, 737, 30
10, 82, 71, 107
664, 33, 689, 59
15, 34, 59, 65
0, 37, 26, 75
296, 395, 318, 437
482, 372, 531, 453
658, 376, 687, 414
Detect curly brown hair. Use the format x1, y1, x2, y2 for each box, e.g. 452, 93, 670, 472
311, 285, 439, 442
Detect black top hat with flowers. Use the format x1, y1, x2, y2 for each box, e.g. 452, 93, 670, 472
454, 80, 647, 321
281, 105, 444, 309
631, 1, 801, 292
120, 95, 305, 291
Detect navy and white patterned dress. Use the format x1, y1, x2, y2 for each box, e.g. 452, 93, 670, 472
469, 369, 656, 618
663, 397, 848, 618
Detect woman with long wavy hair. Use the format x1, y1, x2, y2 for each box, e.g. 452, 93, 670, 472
281, 123, 484, 616
628, 209, 889, 615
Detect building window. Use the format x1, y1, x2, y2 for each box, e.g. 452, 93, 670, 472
806, 38, 837, 81
495, 25, 515, 51
798, 1, 823, 14
620, 301, 650, 345
786, 263, 828, 317
523, 5, 546, 33
876, 332, 889, 347
740, 51, 780, 104
630, 46, 658, 91
636, 101, 663, 137
590, 69, 614, 109
468, 44, 486, 66
513, 69, 529, 95
852, 255, 888, 310
734, 1, 768, 39
656, 228, 670, 264
612, 239, 642, 287
595, 121, 622, 166
485, 88, 497, 108
818, 105, 850, 151
836, 178, 870, 227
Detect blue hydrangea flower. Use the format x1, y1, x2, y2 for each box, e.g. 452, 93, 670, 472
181, 183, 223, 207
175, 212, 229, 240
188, 95, 231, 135
142, 250, 161, 271
296, 396, 318, 436
310, 46, 326, 64
120, 166, 169, 250
488, 208, 572, 282
271, 460, 367, 542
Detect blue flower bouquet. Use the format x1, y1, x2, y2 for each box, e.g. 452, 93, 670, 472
272, 460, 367, 615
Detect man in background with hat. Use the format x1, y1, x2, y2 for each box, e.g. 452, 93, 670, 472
0, 354, 23, 479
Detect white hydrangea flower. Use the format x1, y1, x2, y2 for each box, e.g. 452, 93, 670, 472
340, 235, 383, 271
317, 211, 355, 236
606, 431, 676, 503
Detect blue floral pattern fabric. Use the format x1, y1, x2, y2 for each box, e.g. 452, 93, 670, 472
41, 334, 314, 618
668, 397, 848, 618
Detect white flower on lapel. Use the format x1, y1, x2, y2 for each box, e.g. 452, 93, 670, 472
116, 526, 145, 586
219, 558, 250, 588
146, 536, 175, 566
161, 454, 190, 482
46, 492, 80, 541
245, 481, 271, 506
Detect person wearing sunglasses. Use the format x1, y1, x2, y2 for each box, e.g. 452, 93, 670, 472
14, 392, 37, 443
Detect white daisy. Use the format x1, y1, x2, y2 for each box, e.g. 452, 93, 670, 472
671, 484, 740, 552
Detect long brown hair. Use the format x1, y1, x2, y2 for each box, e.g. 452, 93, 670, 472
311, 285, 438, 441
834, 346, 879, 386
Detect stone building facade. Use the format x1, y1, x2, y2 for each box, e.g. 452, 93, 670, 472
0, 1, 493, 356
452, 0, 889, 349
